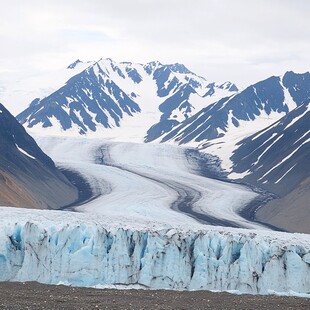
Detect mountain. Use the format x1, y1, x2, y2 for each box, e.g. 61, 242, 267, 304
230, 100, 309, 233
16, 63, 309, 156
16, 58, 237, 137
0, 102, 78, 209
231, 100, 309, 196
159, 71, 310, 146
13, 60, 310, 232
0, 60, 91, 116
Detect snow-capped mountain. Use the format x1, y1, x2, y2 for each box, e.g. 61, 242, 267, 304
160, 71, 310, 146
17, 62, 141, 135
16, 61, 309, 157
0, 102, 78, 209
230, 100, 309, 233
0, 60, 91, 116
16, 58, 237, 137
231, 100, 310, 196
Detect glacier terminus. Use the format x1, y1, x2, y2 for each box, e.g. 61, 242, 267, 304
0, 207, 309, 295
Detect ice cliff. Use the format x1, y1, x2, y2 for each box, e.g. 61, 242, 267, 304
0, 208, 309, 295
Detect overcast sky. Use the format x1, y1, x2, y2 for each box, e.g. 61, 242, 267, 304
0, 0, 309, 86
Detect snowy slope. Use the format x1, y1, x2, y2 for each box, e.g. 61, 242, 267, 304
169, 71, 310, 184
228, 101, 310, 233
16, 58, 237, 140
230, 100, 310, 196
160, 71, 310, 148
0, 207, 309, 294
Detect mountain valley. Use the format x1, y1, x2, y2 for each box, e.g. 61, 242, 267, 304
3, 58, 308, 233
0, 59, 309, 295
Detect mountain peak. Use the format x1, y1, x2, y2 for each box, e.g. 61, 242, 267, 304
67, 59, 83, 69
104, 57, 115, 63
143, 61, 163, 75
167, 63, 192, 74
218, 81, 239, 92
145, 61, 163, 68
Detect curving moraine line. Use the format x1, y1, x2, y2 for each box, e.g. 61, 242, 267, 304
95, 145, 243, 228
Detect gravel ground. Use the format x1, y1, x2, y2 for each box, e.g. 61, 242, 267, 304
0, 282, 309, 310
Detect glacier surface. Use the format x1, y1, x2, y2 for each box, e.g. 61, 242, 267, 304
0, 207, 309, 295
34, 136, 263, 230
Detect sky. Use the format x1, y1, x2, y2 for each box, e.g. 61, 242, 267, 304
0, 0, 309, 88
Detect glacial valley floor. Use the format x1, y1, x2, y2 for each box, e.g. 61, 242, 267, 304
0, 282, 309, 310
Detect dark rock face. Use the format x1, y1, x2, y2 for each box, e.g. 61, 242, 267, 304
0, 103, 55, 168
0, 103, 78, 209
231, 101, 309, 196
282, 71, 310, 106
229, 101, 310, 233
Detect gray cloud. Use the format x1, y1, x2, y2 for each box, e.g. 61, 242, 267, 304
0, 0, 309, 86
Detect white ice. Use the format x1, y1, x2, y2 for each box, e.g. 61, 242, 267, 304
0, 135, 309, 295
34, 136, 263, 230
0, 207, 309, 294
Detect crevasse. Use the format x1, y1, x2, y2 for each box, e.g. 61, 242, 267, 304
0, 218, 309, 294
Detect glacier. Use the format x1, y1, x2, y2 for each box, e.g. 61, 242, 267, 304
0, 207, 309, 295
1, 137, 308, 295
34, 136, 264, 230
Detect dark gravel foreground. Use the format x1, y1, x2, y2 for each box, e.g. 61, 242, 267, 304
0, 282, 309, 310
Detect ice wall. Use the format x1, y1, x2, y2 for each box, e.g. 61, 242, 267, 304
0, 213, 309, 294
